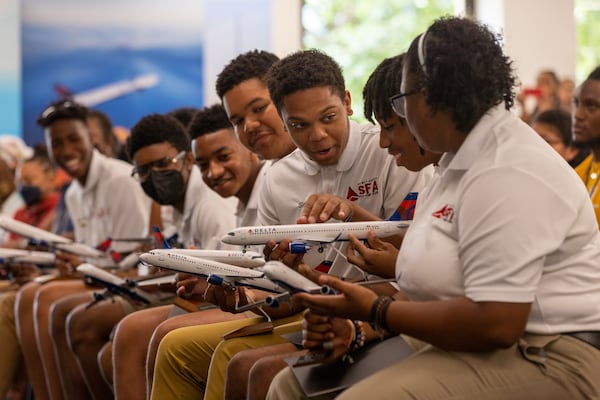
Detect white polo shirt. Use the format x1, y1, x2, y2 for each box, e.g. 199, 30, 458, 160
259, 120, 432, 279
173, 166, 237, 250
237, 161, 272, 228
65, 150, 151, 254
397, 105, 600, 334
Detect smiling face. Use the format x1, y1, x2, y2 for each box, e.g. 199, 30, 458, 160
44, 118, 93, 184
192, 128, 261, 203
280, 86, 352, 166
222, 78, 295, 160
375, 112, 439, 171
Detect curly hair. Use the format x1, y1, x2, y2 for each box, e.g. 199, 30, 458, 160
267, 49, 346, 114
587, 66, 600, 81
188, 104, 233, 140
37, 100, 89, 127
215, 50, 279, 99
127, 114, 191, 161
363, 54, 405, 124
405, 16, 517, 133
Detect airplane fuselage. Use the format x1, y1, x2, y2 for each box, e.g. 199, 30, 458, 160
139, 250, 264, 280
221, 220, 411, 246
165, 249, 265, 268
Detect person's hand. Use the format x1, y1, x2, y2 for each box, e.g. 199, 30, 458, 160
204, 284, 254, 313
294, 275, 377, 322
175, 273, 208, 301
263, 239, 304, 271
296, 194, 354, 224
347, 232, 398, 278
301, 309, 353, 362
55, 251, 83, 276
5, 262, 41, 285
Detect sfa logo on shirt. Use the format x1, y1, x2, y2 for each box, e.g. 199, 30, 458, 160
346, 178, 379, 201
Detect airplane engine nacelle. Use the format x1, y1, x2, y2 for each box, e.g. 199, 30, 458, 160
320, 285, 335, 295
264, 296, 279, 308
289, 242, 310, 254
207, 274, 224, 286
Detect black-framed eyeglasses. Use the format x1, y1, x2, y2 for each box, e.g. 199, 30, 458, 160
389, 89, 420, 119
131, 151, 186, 181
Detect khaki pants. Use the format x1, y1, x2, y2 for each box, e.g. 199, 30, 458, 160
0, 291, 21, 397
267, 333, 600, 400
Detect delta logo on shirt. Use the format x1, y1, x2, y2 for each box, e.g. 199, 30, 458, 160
346, 178, 379, 201
432, 204, 455, 223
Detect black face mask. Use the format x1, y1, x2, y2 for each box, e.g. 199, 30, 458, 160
141, 170, 186, 205
19, 185, 42, 207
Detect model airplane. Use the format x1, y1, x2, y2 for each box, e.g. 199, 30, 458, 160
234, 261, 333, 311
55, 73, 160, 107
138, 250, 264, 285
76, 263, 176, 308
0, 248, 56, 265
0, 215, 134, 263
221, 220, 411, 253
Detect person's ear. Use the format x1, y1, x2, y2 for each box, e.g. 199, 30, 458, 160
344, 90, 353, 116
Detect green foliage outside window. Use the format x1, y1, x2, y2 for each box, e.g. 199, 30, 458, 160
302, 0, 455, 121
575, 0, 600, 82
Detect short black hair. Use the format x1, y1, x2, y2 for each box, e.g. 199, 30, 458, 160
363, 55, 405, 124
532, 108, 573, 146
127, 114, 191, 161
405, 16, 517, 133
166, 107, 200, 130
188, 104, 233, 140
37, 100, 89, 127
587, 66, 600, 81
215, 50, 279, 99
267, 49, 346, 114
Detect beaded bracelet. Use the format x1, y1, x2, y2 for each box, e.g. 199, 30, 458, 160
369, 295, 394, 338
349, 320, 366, 352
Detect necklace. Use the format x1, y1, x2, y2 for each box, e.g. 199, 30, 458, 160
585, 160, 600, 198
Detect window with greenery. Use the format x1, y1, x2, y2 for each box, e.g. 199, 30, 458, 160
302, 0, 456, 120
575, 0, 600, 82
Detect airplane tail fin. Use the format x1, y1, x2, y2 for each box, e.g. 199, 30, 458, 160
96, 238, 113, 252
386, 192, 418, 221
152, 226, 173, 249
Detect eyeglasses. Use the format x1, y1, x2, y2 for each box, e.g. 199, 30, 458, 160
389, 89, 420, 119
131, 151, 186, 181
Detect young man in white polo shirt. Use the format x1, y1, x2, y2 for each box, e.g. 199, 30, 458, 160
15, 100, 153, 400
150, 49, 431, 400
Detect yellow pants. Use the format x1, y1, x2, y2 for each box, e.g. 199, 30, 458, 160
151, 313, 303, 400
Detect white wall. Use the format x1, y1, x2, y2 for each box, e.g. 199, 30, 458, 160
476, 0, 576, 88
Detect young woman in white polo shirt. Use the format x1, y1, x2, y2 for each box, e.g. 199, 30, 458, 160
270, 17, 600, 400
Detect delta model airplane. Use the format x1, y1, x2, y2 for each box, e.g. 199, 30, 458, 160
149, 226, 265, 269
0, 248, 56, 265
221, 219, 411, 253
138, 250, 264, 285
76, 263, 176, 308
0, 215, 113, 259
55, 73, 160, 107
0, 215, 147, 265
234, 261, 334, 311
